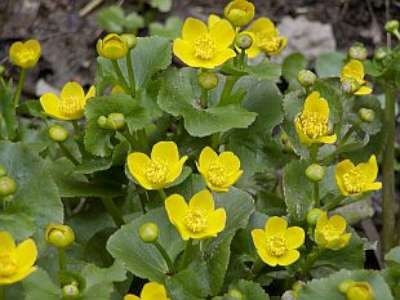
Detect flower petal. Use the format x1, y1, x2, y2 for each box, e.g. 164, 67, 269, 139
127, 152, 154, 189
265, 216, 287, 236
251, 229, 266, 250
25, 39, 41, 57
151, 141, 180, 163
277, 250, 300, 266
285, 227, 305, 250
206, 208, 226, 235
341, 59, 364, 82
357, 155, 379, 183
124, 294, 140, 300
257, 249, 278, 267
354, 85, 372, 95
336, 233, 352, 249
85, 85, 96, 101
182, 17, 208, 42
165, 194, 189, 226
208, 14, 221, 27
61, 82, 85, 101
189, 189, 214, 212
0, 231, 16, 253
317, 134, 337, 144
365, 181, 382, 192
328, 215, 347, 234
219, 151, 241, 173
304, 91, 329, 117
0, 267, 36, 285
210, 19, 235, 50
315, 212, 329, 231
16, 239, 37, 271
141, 282, 169, 299
40, 93, 68, 120
335, 159, 355, 195
166, 156, 188, 185
173, 39, 198, 67
248, 17, 277, 35
206, 48, 236, 68
197, 147, 218, 174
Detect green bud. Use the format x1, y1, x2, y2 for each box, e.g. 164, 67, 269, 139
0, 165, 7, 177
338, 279, 355, 293
121, 33, 137, 49
62, 283, 80, 299
0, 176, 17, 197
228, 289, 243, 299
0, 65, 5, 75
48, 125, 69, 142
45, 224, 75, 248
374, 47, 389, 60
198, 71, 219, 90
235, 32, 253, 50
385, 20, 399, 33
305, 164, 325, 182
297, 69, 317, 87
358, 108, 375, 122
97, 115, 108, 129
138, 222, 159, 243
280, 131, 293, 152
106, 113, 126, 130
307, 208, 324, 225
349, 43, 367, 60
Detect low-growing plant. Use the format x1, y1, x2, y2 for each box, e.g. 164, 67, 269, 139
0, 1, 400, 299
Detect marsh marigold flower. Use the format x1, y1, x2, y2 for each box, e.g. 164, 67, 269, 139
9, 39, 41, 69
196, 146, 243, 192
245, 18, 287, 57
173, 17, 236, 69
165, 190, 226, 240
0, 231, 37, 285
339, 280, 374, 300
315, 212, 351, 250
124, 282, 169, 300
224, 0, 255, 27
295, 91, 337, 146
96, 33, 128, 60
40, 81, 95, 120
251, 217, 305, 267
127, 141, 187, 190
340, 60, 372, 95
335, 155, 382, 197
45, 224, 75, 248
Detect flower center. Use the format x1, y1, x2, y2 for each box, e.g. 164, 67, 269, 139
258, 34, 281, 53
194, 34, 216, 60
0, 253, 18, 277
145, 160, 168, 185
342, 169, 366, 194
266, 235, 287, 257
59, 95, 84, 117
207, 161, 228, 187
320, 224, 341, 242
184, 209, 207, 233
297, 111, 329, 139
15, 48, 35, 64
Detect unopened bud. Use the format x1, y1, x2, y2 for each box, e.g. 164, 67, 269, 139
339, 280, 374, 300
358, 108, 375, 122
138, 222, 159, 243
62, 283, 80, 299
349, 43, 367, 60
0, 65, 5, 75
307, 208, 324, 225
236, 32, 253, 50
121, 34, 137, 49
97, 116, 108, 129
305, 164, 325, 182
224, 0, 255, 27
297, 69, 317, 87
48, 125, 69, 142
374, 47, 389, 60
198, 71, 218, 90
385, 20, 399, 33
228, 289, 243, 299
0, 165, 7, 177
0, 176, 17, 197
106, 112, 126, 130
45, 224, 75, 248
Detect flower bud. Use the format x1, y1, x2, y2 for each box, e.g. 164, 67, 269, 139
121, 34, 137, 49
358, 108, 375, 123
198, 71, 218, 90
338, 280, 374, 300
48, 125, 69, 142
280, 132, 293, 152
307, 208, 323, 225
228, 289, 243, 299
305, 164, 325, 182
0, 65, 5, 75
96, 33, 128, 60
384, 20, 399, 33
45, 224, 75, 248
138, 222, 159, 243
0, 164, 7, 177
297, 69, 317, 87
106, 113, 126, 130
97, 116, 108, 129
349, 43, 367, 60
0, 176, 17, 197
9, 39, 41, 69
224, 0, 255, 27
111, 85, 125, 95
62, 283, 80, 299
374, 47, 389, 60
235, 32, 253, 50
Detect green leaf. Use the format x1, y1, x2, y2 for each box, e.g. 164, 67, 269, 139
124, 12, 145, 32
149, 17, 183, 39
385, 246, 400, 265
245, 61, 282, 82
315, 52, 345, 78
96, 6, 126, 33
0, 212, 35, 241
158, 68, 257, 137
298, 269, 393, 300
0, 79, 18, 139
231, 279, 270, 300
282, 160, 313, 224
149, 0, 172, 12
107, 208, 184, 282
282, 53, 308, 90
23, 269, 61, 300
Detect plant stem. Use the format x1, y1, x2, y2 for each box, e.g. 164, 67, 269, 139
179, 239, 194, 270
154, 241, 175, 274
219, 76, 239, 106
58, 142, 79, 165
111, 60, 130, 93
251, 257, 265, 276
382, 87, 396, 253
13, 68, 26, 108
58, 248, 66, 272
158, 189, 167, 200
301, 247, 322, 277
72, 121, 80, 133
313, 182, 320, 208
126, 49, 136, 97
101, 197, 125, 227
200, 88, 209, 109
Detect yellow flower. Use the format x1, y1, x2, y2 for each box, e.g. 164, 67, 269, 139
315, 212, 351, 250
124, 282, 170, 300
127, 141, 188, 190
224, 0, 255, 27
245, 18, 287, 57
339, 281, 374, 300
0, 231, 37, 285
251, 217, 305, 267
340, 59, 372, 95
196, 146, 243, 192
294, 91, 337, 146
165, 190, 226, 240
40, 81, 96, 120
9, 39, 41, 69
335, 155, 382, 197
173, 17, 236, 69
96, 33, 128, 60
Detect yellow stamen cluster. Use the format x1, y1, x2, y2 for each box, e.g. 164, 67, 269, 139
194, 35, 216, 60
184, 209, 207, 233
145, 161, 168, 185
296, 112, 329, 140
266, 236, 287, 257
342, 169, 367, 194
0, 253, 18, 277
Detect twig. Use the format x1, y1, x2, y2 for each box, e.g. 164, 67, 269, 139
79, 0, 104, 17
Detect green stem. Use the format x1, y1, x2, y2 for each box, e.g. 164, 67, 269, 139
58, 142, 79, 165
301, 248, 322, 277
72, 121, 80, 133
154, 241, 175, 274
179, 239, 194, 270
219, 76, 239, 106
158, 189, 167, 200
200, 88, 209, 108
13, 68, 26, 108
111, 60, 130, 93
313, 182, 320, 208
126, 49, 136, 97
382, 87, 396, 253
58, 248, 66, 272
101, 197, 125, 227
211, 133, 220, 150
238, 49, 246, 68
309, 144, 318, 162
